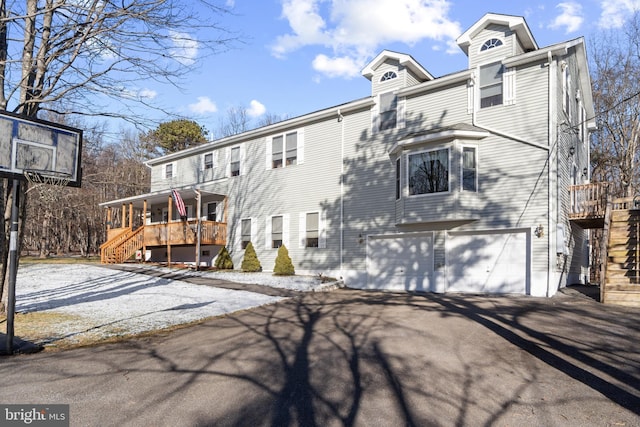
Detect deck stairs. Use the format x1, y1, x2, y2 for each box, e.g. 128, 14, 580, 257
100, 226, 144, 264
603, 209, 640, 307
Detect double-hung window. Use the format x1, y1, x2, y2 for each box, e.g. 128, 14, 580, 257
268, 130, 304, 169
462, 147, 477, 192
272, 136, 284, 168
379, 92, 397, 131
230, 146, 240, 177
271, 215, 283, 248
408, 149, 449, 195
395, 158, 401, 200
479, 62, 504, 108
206, 202, 217, 221
164, 163, 174, 179
241, 218, 251, 249
203, 153, 214, 170
305, 212, 319, 248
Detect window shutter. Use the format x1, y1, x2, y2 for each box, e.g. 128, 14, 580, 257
251, 218, 258, 244
467, 77, 474, 114
299, 212, 306, 248
371, 105, 379, 135
265, 217, 272, 249
225, 147, 231, 177
397, 98, 406, 129
283, 214, 290, 247
265, 136, 272, 170
297, 129, 305, 165
504, 67, 516, 105
240, 144, 246, 176
319, 210, 327, 248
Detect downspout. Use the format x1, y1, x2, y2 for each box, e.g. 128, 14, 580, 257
547, 50, 554, 297
338, 109, 345, 278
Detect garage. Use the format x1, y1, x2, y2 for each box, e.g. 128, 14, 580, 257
367, 233, 434, 291
446, 230, 529, 294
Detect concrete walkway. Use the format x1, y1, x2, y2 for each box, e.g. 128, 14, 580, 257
1, 287, 639, 426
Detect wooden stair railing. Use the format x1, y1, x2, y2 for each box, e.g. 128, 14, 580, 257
101, 226, 145, 264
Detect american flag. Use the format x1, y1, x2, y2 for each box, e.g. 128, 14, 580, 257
171, 189, 187, 219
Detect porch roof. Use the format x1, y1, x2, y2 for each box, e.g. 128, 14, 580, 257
99, 187, 222, 209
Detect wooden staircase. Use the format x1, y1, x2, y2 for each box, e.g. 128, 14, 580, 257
603, 209, 640, 307
100, 226, 145, 264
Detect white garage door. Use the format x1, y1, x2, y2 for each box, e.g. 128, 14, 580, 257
447, 231, 529, 294
367, 234, 433, 291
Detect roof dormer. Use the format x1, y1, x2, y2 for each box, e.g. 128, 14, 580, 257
456, 13, 538, 69
362, 50, 434, 96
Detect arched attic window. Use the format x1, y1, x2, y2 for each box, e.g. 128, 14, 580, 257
380, 71, 397, 82
480, 38, 503, 51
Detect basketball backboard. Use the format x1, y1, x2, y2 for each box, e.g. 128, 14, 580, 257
0, 110, 82, 187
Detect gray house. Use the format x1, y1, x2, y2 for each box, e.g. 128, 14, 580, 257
101, 13, 596, 297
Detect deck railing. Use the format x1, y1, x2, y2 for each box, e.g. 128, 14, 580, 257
143, 220, 226, 246
569, 183, 610, 220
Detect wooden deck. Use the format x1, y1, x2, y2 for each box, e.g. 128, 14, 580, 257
101, 220, 227, 263
568, 183, 609, 228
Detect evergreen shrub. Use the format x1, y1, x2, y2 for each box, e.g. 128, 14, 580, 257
241, 242, 262, 272
273, 244, 295, 276
214, 246, 234, 270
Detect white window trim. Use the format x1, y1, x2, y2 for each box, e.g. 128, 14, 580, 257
266, 214, 290, 249
266, 129, 305, 170
299, 210, 327, 249
406, 147, 451, 198
372, 92, 406, 134
478, 37, 505, 53
202, 151, 216, 170
238, 217, 256, 250
460, 145, 478, 192
203, 201, 218, 221
477, 61, 504, 109
163, 162, 176, 180
228, 144, 243, 177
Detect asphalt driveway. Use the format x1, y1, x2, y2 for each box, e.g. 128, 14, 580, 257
1, 287, 639, 426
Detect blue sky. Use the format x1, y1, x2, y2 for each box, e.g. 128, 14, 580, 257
122, 0, 640, 138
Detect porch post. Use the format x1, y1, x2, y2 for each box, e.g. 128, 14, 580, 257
129, 203, 133, 229
195, 190, 202, 270
167, 196, 172, 267
107, 208, 112, 232
121, 204, 126, 229
143, 199, 147, 262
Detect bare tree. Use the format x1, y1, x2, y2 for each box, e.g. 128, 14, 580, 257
0, 0, 238, 313
590, 13, 640, 198
216, 104, 250, 138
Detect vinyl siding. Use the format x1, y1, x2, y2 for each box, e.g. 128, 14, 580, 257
469, 25, 517, 69
372, 59, 403, 96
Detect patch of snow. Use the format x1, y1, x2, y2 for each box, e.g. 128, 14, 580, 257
15, 264, 284, 345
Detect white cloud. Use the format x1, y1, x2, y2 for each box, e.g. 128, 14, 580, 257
169, 30, 199, 65
271, 0, 461, 78
247, 100, 266, 117
598, 0, 640, 28
189, 96, 218, 114
312, 54, 361, 78
549, 2, 584, 33
138, 89, 157, 99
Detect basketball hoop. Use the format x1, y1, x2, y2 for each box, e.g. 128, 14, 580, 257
23, 170, 72, 203
23, 169, 72, 187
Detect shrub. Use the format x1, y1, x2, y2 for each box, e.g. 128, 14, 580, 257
214, 246, 234, 270
273, 244, 295, 276
241, 242, 262, 272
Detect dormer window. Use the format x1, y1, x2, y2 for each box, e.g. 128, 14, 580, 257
380, 71, 397, 82
480, 38, 503, 51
